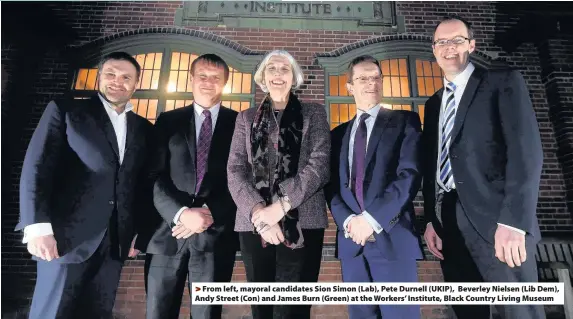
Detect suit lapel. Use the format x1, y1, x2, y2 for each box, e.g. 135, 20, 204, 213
339, 117, 361, 212
182, 107, 197, 195
451, 68, 483, 141
90, 96, 120, 160
339, 117, 354, 189
364, 108, 391, 167
123, 111, 141, 164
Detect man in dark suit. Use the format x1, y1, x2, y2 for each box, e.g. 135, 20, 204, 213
143, 54, 238, 319
17, 51, 155, 319
421, 16, 545, 319
329, 55, 423, 319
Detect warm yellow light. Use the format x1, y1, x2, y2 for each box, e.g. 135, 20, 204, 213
167, 82, 176, 93
382, 104, 393, 109
223, 84, 232, 94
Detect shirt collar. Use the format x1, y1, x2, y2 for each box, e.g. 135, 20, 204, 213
193, 101, 221, 119
356, 103, 383, 120
444, 62, 475, 90
98, 93, 133, 115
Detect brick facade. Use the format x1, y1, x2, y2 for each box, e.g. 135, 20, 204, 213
2, 2, 572, 319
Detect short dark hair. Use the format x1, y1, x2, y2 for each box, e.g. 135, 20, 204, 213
346, 55, 382, 83
190, 54, 230, 82
433, 15, 474, 41
97, 52, 141, 80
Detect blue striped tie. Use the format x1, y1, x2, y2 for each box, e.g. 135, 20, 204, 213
439, 82, 456, 191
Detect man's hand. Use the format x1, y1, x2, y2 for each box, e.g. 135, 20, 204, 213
347, 216, 374, 246
260, 223, 285, 245
174, 207, 213, 238
128, 235, 140, 258
27, 235, 59, 261
172, 223, 195, 239
252, 202, 286, 232
424, 223, 443, 260
494, 224, 526, 268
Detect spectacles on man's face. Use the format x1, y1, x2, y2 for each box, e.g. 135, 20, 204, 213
352, 75, 382, 84
433, 36, 471, 47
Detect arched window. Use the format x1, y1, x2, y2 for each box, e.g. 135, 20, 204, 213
324, 56, 443, 130
318, 39, 501, 130
70, 33, 263, 123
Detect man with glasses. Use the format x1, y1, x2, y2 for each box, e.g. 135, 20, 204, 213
421, 16, 545, 319
329, 55, 423, 319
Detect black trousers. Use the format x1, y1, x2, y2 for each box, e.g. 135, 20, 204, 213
239, 228, 325, 319
439, 190, 545, 319
144, 231, 237, 319
28, 230, 123, 319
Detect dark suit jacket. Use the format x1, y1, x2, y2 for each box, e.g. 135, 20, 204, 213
330, 109, 423, 260
17, 95, 155, 263
145, 104, 238, 256
421, 68, 543, 243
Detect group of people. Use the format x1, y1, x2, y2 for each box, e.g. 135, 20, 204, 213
18, 16, 545, 319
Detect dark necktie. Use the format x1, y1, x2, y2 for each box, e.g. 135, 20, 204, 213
351, 113, 370, 211
196, 109, 212, 191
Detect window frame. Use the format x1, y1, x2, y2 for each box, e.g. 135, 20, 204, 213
68, 34, 265, 115
323, 53, 440, 126
317, 40, 499, 126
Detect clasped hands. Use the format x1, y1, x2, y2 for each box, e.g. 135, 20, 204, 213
172, 207, 213, 239
345, 215, 375, 246
251, 201, 290, 245
424, 223, 527, 268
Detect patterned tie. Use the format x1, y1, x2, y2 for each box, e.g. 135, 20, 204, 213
352, 113, 370, 211
196, 109, 212, 191
439, 82, 457, 191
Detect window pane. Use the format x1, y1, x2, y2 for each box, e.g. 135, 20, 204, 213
177, 71, 188, 92
168, 52, 198, 93
154, 53, 163, 70
130, 99, 158, 123
329, 103, 357, 128
167, 52, 251, 96
75, 69, 89, 90
380, 59, 410, 97
74, 53, 162, 91
329, 75, 338, 96
135, 53, 162, 90
165, 100, 175, 112
232, 72, 242, 94
416, 59, 443, 97
425, 78, 435, 95
382, 104, 412, 111
141, 70, 152, 90
338, 75, 348, 96
85, 69, 98, 90
151, 70, 160, 90
242, 73, 252, 94
171, 53, 180, 70
224, 100, 251, 112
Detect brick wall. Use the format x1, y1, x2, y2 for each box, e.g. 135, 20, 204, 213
2, 2, 572, 319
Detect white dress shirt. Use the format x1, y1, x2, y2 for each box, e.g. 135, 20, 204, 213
172, 102, 221, 224
22, 94, 133, 243
435, 62, 524, 235
343, 104, 384, 235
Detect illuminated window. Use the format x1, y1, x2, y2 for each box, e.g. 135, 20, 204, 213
72, 50, 255, 123
326, 57, 442, 129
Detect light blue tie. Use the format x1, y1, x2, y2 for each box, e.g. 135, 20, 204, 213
439, 82, 456, 191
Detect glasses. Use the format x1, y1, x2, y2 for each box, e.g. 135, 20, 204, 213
352, 75, 382, 84
433, 36, 471, 47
